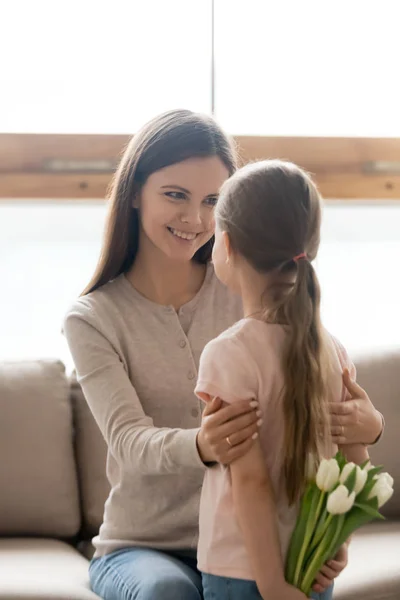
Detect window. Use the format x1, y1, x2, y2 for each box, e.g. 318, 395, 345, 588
0, 0, 212, 133
1, 201, 399, 364
214, 0, 400, 136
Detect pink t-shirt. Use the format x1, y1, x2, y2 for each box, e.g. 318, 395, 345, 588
195, 318, 353, 581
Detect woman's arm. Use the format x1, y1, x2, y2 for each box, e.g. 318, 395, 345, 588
332, 373, 383, 449
64, 312, 206, 475
64, 311, 260, 475
329, 346, 384, 446
329, 394, 383, 447
337, 370, 370, 464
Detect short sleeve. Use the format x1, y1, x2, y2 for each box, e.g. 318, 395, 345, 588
331, 336, 356, 401
332, 336, 356, 377
195, 337, 258, 404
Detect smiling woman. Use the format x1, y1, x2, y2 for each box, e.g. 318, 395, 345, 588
63, 109, 262, 600
81, 110, 236, 296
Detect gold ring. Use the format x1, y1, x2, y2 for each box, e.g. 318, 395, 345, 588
226, 436, 233, 448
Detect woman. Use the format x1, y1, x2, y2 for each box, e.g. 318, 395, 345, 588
64, 110, 384, 600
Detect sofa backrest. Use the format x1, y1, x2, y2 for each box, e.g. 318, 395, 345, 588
0, 349, 397, 543
0, 360, 81, 537
70, 373, 109, 537
356, 348, 400, 518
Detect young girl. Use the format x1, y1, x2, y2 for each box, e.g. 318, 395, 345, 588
195, 160, 370, 600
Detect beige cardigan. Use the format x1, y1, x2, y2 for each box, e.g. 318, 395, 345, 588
63, 264, 243, 558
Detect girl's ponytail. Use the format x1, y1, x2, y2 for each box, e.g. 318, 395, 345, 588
277, 257, 329, 505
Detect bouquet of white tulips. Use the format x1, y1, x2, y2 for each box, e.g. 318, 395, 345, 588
285, 452, 394, 596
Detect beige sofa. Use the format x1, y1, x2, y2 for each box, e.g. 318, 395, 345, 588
0, 351, 399, 600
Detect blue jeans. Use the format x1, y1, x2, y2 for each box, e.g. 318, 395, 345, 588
202, 573, 334, 600
89, 547, 202, 600
89, 547, 333, 600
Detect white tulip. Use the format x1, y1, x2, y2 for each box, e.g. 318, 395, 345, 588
363, 460, 374, 471
340, 462, 368, 494
316, 458, 340, 492
378, 472, 394, 488
368, 473, 394, 508
327, 485, 356, 514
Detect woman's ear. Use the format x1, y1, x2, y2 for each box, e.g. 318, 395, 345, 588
132, 193, 140, 209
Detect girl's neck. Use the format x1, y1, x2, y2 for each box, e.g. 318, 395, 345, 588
238, 266, 295, 320
240, 277, 268, 320
127, 245, 207, 310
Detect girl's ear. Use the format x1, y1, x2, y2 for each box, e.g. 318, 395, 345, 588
222, 231, 233, 261
132, 193, 140, 209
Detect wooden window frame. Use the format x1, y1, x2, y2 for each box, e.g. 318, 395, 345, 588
1, 133, 400, 200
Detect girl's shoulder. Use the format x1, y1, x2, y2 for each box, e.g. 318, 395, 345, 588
207, 318, 285, 360
219, 317, 285, 346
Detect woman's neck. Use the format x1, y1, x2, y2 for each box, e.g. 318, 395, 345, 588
127, 246, 207, 310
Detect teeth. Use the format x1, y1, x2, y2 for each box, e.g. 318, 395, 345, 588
169, 227, 197, 241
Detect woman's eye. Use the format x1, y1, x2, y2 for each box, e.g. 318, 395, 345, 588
205, 196, 218, 207
165, 191, 186, 201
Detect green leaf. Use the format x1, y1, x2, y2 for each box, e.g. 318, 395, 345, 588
366, 466, 383, 481
360, 459, 370, 469
335, 451, 347, 471
353, 502, 385, 519
357, 482, 380, 504
343, 466, 357, 493
332, 506, 376, 550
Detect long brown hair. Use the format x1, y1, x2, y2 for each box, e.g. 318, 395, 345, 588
82, 109, 237, 295
216, 160, 330, 505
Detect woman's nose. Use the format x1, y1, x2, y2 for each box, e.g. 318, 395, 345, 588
180, 205, 202, 227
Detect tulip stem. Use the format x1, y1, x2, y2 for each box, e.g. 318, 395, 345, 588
308, 509, 332, 554
293, 490, 325, 586
300, 515, 344, 595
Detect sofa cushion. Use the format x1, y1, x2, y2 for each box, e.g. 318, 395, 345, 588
0, 360, 80, 537
334, 521, 400, 600
0, 538, 100, 600
70, 373, 110, 536
355, 349, 400, 518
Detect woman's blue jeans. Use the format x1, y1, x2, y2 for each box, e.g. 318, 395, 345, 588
89, 547, 333, 600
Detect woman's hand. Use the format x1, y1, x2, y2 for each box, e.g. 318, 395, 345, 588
329, 369, 383, 446
196, 397, 262, 465
312, 543, 348, 593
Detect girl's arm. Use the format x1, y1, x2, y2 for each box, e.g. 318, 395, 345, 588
230, 441, 287, 598
230, 443, 305, 600
196, 337, 305, 599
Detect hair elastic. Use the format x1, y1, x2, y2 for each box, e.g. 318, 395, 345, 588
293, 252, 307, 263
